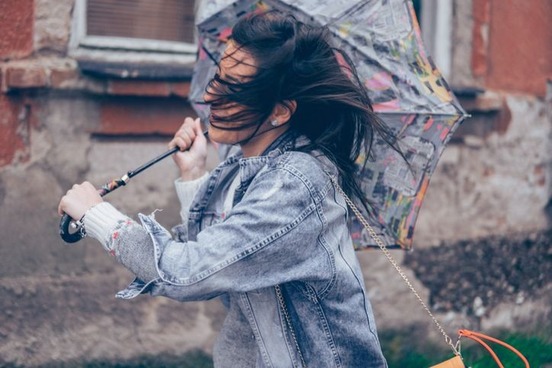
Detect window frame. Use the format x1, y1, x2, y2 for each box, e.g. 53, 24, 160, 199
69, 0, 198, 67
419, 0, 453, 79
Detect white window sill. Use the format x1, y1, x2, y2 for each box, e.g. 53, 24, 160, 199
70, 48, 196, 79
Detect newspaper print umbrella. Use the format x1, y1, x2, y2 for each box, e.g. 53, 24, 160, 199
189, 0, 467, 250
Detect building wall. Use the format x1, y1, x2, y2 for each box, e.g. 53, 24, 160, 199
0, 0, 550, 365
483, 1, 552, 96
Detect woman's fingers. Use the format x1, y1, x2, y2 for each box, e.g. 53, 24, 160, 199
170, 136, 192, 152
170, 117, 199, 151
192, 118, 207, 145
58, 181, 103, 219
169, 117, 207, 180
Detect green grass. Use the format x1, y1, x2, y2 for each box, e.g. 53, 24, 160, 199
379, 326, 453, 367
460, 331, 552, 368
380, 328, 552, 367
40, 350, 214, 368
22, 329, 551, 367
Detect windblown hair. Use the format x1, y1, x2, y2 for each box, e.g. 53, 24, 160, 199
205, 11, 402, 213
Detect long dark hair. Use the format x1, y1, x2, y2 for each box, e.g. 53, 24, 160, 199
205, 11, 402, 213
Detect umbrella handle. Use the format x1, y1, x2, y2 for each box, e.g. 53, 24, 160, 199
59, 185, 115, 244
59, 131, 207, 244
59, 213, 85, 243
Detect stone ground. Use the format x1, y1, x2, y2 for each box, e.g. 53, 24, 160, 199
403, 228, 552, 328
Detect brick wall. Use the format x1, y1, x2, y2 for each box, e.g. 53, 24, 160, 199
0, 0, 550, 365
0, 0, 34, 167
471, 0, 552, 96
0, 0, 34, 59
0, 94, 29, 166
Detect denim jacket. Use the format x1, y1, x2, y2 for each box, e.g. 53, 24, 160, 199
93, 131, 387, 367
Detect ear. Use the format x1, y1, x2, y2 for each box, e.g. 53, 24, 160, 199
271, 100, 297, 125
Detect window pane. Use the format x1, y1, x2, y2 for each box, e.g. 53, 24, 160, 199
87, 0, 195, 43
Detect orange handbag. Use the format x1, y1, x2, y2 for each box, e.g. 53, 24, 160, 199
430, 355, 465, 368
330, 177, 531, 368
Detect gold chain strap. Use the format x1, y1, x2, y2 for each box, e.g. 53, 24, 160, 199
275, 285, 307, 367
329, 176, 461, 356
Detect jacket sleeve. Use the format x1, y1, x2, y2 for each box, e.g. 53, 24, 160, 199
87, 165, 335, 302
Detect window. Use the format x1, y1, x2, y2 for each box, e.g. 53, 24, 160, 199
70, 0, 199, 77
87, 0, 195, 44
413, 0, 453, 79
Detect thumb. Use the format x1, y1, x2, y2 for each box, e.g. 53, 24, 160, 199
193, 118, 203, 135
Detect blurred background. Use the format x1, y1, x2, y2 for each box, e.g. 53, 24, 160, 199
0, 0, 550, 366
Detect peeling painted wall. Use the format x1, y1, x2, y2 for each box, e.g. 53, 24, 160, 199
0, 93, 224, 366
0, 0, 551, 366
416, 94, 552, 245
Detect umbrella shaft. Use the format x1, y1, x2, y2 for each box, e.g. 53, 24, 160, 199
128, 146, 179, 178
101, 130, 209, 196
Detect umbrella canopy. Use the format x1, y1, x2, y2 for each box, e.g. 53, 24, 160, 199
190, 0, 467, 250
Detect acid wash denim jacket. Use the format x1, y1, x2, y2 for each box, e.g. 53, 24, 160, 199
84, 131, 387, 368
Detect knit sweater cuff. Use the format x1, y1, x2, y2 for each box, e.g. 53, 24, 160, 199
175, 172, 209, 202
175, 172, 209, 221
84, 202, 129, 244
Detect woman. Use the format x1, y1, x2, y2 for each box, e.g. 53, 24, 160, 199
58, 11, 393, 367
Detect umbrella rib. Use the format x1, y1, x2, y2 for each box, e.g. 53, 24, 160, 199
374, 110, 467, 117
193, 0, 469, 250
263, 0, 465, 118
201, 44, 220, 66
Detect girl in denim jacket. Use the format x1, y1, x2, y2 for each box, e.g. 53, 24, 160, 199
59, 11, 400, 368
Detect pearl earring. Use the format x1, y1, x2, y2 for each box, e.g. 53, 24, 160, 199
270, 119, 279, 127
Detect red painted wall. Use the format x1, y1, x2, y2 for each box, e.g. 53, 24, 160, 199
0, 95, 29, 167
0, 0, 34, 167
0, 0, 34, 59
474, 0, 552, 96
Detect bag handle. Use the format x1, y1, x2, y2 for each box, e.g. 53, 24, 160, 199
458, 330, 530, 368
328, 176, 461, 356
329, 176, 532, 367
275, 285, 307, 368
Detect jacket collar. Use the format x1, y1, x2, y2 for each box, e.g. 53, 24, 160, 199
189, 129, 304, 216
235, 129, 303, 185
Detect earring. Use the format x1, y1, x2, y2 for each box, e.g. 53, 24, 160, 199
270, 119, 279, 127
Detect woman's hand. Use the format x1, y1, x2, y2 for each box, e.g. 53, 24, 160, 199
169, 117, 207, 180
58, 181, 103, 220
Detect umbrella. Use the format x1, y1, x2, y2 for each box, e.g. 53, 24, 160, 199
189, 0, 467, 250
